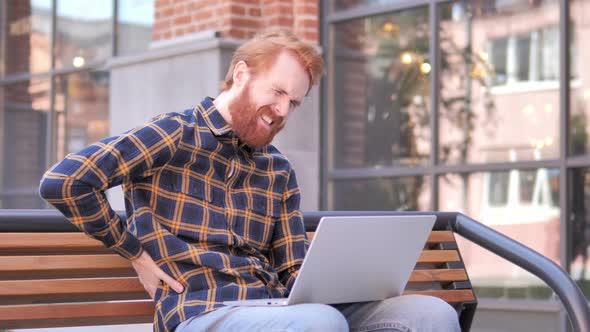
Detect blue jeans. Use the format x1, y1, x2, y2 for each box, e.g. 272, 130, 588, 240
174, 295, 461, 332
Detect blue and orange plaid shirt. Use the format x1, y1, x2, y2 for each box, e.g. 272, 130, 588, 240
39, 97, 308, 332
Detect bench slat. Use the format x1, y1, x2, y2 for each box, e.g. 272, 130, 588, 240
0, 255, 131, 272
403, 289, 475, 303
425, 231, 455, 243
0, 270, 469, 296
0, 233, 103, 252
417, 250, 460, 263
0, 300, 154, 329
0, 252, 462, 273
409, 269, 468, 283
2, 231, 455, 250
0, 277, 145, 296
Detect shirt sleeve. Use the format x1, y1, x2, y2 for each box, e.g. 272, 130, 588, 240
39, 115, 183, 260
268, 167, 309, 290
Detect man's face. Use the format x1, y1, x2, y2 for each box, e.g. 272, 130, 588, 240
228, 51, 310, 149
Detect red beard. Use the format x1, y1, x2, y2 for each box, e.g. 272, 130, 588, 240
228, 85, 285, 149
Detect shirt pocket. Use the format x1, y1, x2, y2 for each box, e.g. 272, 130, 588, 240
238, 195, 282, 251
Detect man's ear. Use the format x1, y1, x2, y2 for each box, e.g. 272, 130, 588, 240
233, 61, 250, 89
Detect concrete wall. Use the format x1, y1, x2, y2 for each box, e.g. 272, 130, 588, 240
106, 32, 320, 211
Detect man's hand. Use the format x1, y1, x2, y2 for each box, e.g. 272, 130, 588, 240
131, 251, 184, 299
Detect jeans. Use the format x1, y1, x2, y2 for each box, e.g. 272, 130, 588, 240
174, 294, 461, 332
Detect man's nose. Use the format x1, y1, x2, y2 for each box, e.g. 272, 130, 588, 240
274, 100, 290, 117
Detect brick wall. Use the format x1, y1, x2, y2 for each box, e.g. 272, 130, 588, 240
153, 0, 319, 44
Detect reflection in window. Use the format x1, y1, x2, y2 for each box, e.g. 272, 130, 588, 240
331, 7, 430, 169
2, 0, 52, 76
488, 172, 509, 206
547, 168, 560, 208
55, 0, 113, 69
519, 170, 536, 204
331, 177, 429, 211
569, 0, 590, 156
438, 0, 559, 164
515, 33, 531, 82
440, 170, 560, 299
53, 71, 110, 162
0, 79, 50, 208
570, 168, 590, 298
331, 0, 401, 12
489, 25, 559, 86
490, 38, 508, 86
117, 0, 155, 55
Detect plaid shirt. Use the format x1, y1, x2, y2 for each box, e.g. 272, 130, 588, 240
39, 97, 308, 332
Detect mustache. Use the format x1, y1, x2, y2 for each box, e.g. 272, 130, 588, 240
256, 105, 286, 128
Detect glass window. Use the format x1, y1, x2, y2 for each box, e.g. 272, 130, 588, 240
0, 79, 50, 208
330, 176, 430, 211
439, 1, 560, 164
488, 171, 510, 206
54, 0, 113, 69
569, 0, 590, 156
539, 25, 559, 82
569, 168, 590, 299
331, 6, 430, 169
439, 170, 560, 299
2, 0, 52, 76
515, 33, 531, 82
117, 0, 154, 56
331, 0, 399, 12
519, 170, 537, 204
490, 37, 508, 86
53, 71, 110, 162
488, 26, 559, 86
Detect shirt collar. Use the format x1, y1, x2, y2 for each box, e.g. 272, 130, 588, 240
197, 96, 255, 153
197, 96, 233, 137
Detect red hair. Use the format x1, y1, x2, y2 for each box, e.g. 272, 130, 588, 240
220, 29, 324, 92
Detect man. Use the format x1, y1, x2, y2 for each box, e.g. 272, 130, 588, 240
40, 30, 459, 332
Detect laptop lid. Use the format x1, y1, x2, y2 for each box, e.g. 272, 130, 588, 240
287, 215, 436, 305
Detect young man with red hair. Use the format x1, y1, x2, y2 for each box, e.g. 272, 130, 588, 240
40, 30, 459, 332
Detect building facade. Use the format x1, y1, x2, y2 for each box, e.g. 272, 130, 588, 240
1, 0, 589, 331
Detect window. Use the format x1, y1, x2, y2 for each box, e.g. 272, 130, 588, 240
488, 172, 510, 206
55, 0, 113, 69
331, 6, 431, 169
439, 1, 560, 164
2, 0, 52, 76
116, 0, 155, 56
516, 34, 531, 82
490, 38, 508, 86
0, 79, 50, 208
489, 25, 560, 87
330, 177, 430, 211
53, 71, 110, 162
519, 170, 536, 204
440, 170, 560, 300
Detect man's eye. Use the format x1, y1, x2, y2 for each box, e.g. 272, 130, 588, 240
273, 89, 281, 95
290, 101, 296, 108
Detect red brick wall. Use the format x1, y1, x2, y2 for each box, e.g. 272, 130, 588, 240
153, 0, 319, 44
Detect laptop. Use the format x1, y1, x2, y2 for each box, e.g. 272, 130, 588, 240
223, 215, 436, 307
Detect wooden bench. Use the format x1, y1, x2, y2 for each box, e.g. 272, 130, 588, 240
0, 211, 476, 331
